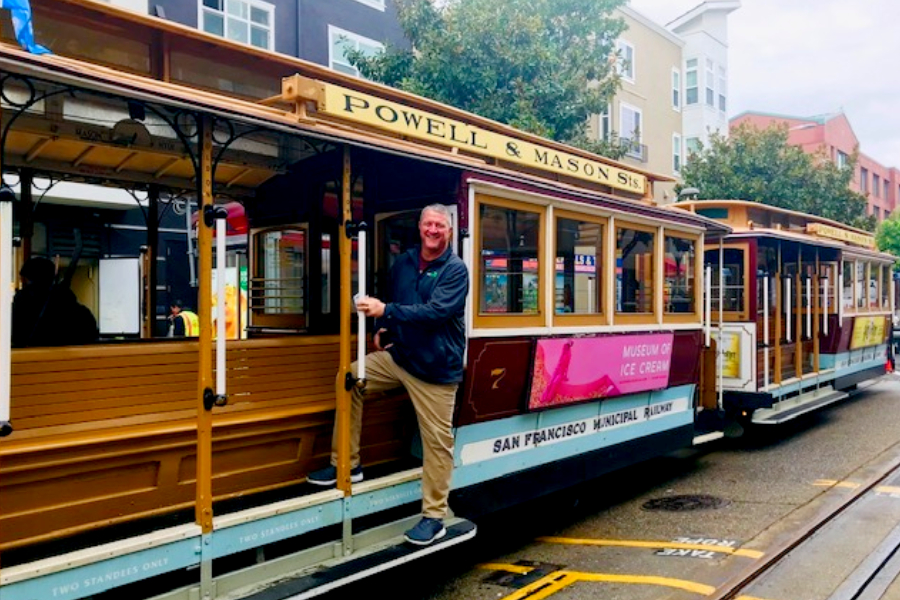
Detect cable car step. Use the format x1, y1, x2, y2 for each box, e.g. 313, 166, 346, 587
238, 518, 476, 600
751, 388, 849, 425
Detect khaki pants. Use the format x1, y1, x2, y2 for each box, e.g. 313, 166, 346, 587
331, 351, 457, 519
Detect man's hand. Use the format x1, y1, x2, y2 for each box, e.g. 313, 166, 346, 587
355, 295, 386, 318
374, 328, 393, 350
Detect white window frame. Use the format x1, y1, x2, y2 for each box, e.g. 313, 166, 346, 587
617, 39, 635, 83
685, 58, 698, 105
717, 65, 727, 112
351, 0, 385, 10
671, 68, 681, 111
705, 58, 715, 107
619, 102, 642, 159
673, 134, 682, 175
328, 25, 384, 78
198, 0, 275, 51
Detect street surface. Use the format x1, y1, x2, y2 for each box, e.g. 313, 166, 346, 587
324, 374, 900, 600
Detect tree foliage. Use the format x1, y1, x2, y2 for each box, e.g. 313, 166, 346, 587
876, 215, 900, 265
347, 0, 627, 151
678, 123, 871, 229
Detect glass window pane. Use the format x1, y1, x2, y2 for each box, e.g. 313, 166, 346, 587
253, 229, 305, 316
227, 0, 248, 18
227, 18, 249, 44
332, 36, 353, 66
203, 11, 224, 36
555, 218, 601, 314
616, 227, 654, 313
665, 236, 695, 313
358, 40, 381, 57
869, 263, 878, 308
710, 248, 744, 313
203, 0, 222, 9
882, 265, 891, 309
842, 260, 853, 310
250, 6, 269, 25
856, 261, 865, 309
480, 205, 541, 315
250, 26, 269, 49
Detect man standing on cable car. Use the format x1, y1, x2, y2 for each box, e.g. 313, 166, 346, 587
308, 204, 469, 547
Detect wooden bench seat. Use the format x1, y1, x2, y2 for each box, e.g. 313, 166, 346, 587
0, 336, 415, 551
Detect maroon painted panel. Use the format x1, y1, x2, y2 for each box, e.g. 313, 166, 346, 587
669, 330, 702, 387
456, 338, 533, 426
819, 315, 844, 354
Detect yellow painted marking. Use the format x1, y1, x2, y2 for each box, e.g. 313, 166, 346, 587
813, 479, 860, 489
537, 536, 764, 559
480, 564, 783, 600
478, 562, 535, 575
876, 485, 900, 495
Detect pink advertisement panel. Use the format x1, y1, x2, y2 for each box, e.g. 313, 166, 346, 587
528, 333, 675, 410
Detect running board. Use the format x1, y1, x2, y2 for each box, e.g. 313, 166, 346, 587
751, 388, 849, 425
235, 518, 476, 600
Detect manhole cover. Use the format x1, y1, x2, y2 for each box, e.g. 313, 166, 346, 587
641, 494, 731, 512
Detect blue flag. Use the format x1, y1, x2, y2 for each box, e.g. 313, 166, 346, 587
1, 0, 50, 55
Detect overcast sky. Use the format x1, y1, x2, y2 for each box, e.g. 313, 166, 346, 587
627, 0, 900, 167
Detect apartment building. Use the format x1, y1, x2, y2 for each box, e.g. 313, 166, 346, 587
590, 5, 684, 204
731, 111, 899, 221
588, 2, 739, 204
146, 0, 408, 73
668, 1, 740, 156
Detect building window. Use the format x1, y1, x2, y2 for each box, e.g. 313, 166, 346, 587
705, 59, 715, 107
673, 134, 682, 174
672, 69, 681, 110
860, 167, 869, 194
685, 59, 698, 105
351, 0, 385, 10
685, 137, 701, 158
874, 174, 881, 197
884, 179, 889, 199
328, 26, 384, 77
836, 150, 849, 169
200, 0, 274, 50
620, 103, 642, 159
554, 216, 603, 316
617, 40, 635, 82
717, 65, 727, 112
597, 104, 611, 141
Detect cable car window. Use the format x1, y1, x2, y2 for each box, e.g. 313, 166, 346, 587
868, 262, 879, 309
856, 261, 865, 310
616, 226, 655, 314
480, 204, 540, 315
881, 264, 891, 309
555, 217, 602, 314
250, 227, 306, 329
710, 248, 744, 313
842, 260, 854, 311
664, 235, 696, 313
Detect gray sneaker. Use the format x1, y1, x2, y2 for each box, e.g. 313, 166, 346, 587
306, 465, 363, 486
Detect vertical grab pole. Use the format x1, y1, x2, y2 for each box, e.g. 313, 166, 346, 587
763, 275, 770, 390
785, 277, 792, 343
824, 276, 829, 336
215, 214, 227, 398
0, 189, 13, 437
718, 242, 724, 410
336, 145, 353, 496
195, 115, 215, 599
806, 276, 812, 339
356, 226, 367, 381
704, 265, 712, 347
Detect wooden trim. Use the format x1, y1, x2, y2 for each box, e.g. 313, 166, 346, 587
550, 208, 607, 327
473, 194, 547, 329
774, 270, 782, 385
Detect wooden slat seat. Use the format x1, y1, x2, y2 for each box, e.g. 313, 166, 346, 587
0, 336, 415, 551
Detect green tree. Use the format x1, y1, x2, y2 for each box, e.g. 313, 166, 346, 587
678, 123, 870, 229
347, 0, 627, 154
876, 215, 900, 264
